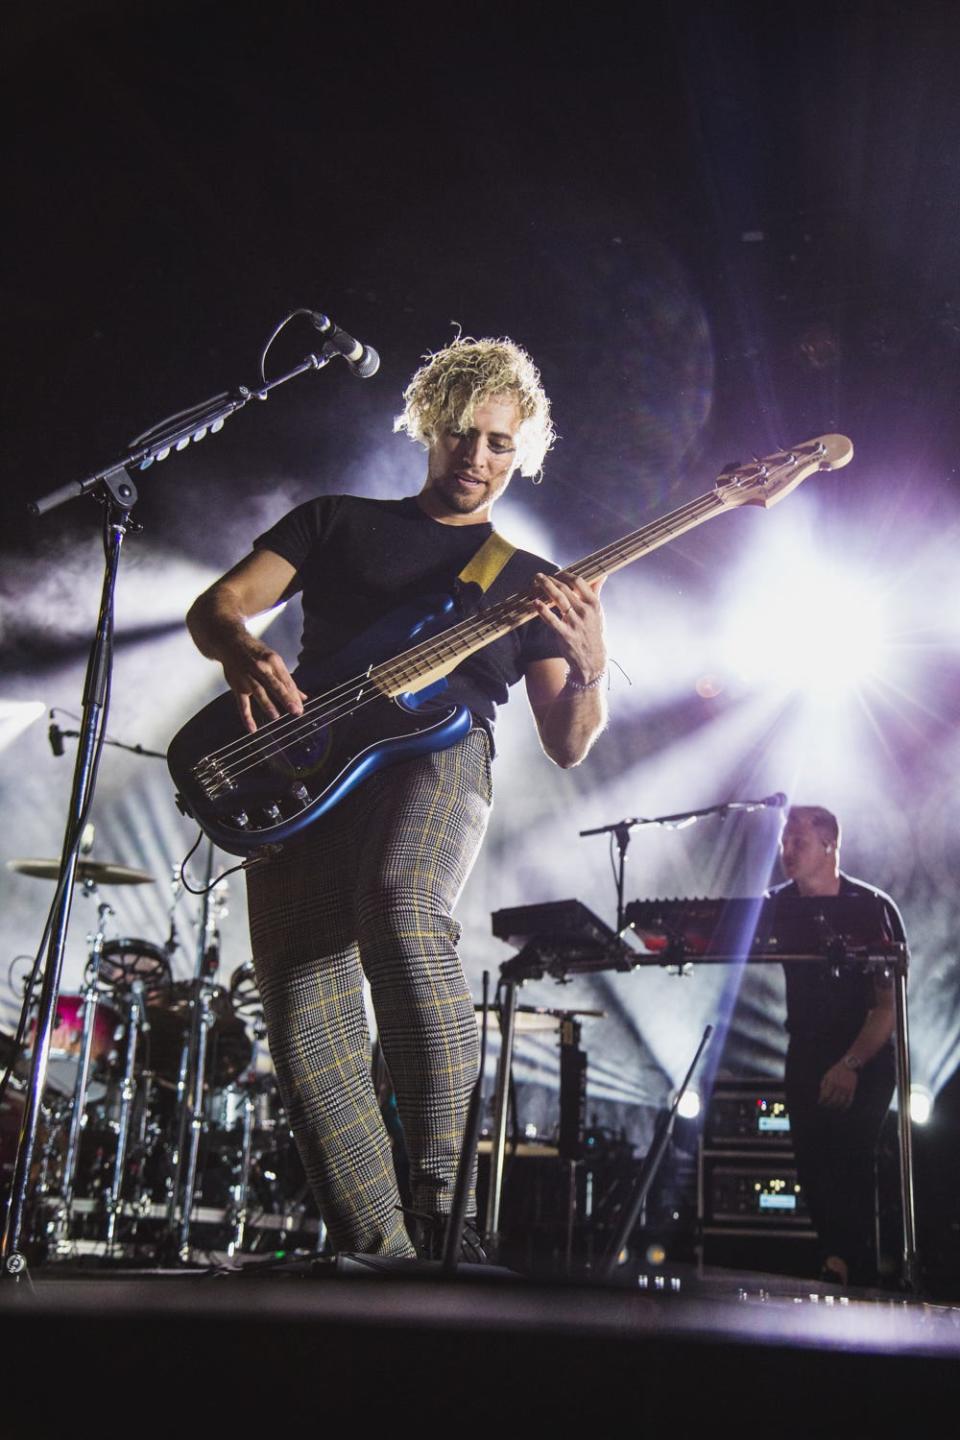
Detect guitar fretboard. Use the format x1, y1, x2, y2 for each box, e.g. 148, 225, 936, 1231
372, 489, 725, 696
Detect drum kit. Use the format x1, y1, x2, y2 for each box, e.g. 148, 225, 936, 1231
1, 854, 324, 1265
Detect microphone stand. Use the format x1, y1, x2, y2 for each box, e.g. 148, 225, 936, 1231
579, 795, 787, 935
27, 347, 339, 518
2, 333, 350, 1280
2, 477, 133, 1276
442, 972, 490, 1275
600, 1025, 713, 1280
50, 722, 166, 761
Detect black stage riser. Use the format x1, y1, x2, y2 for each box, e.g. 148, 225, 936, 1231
2, 1273, 958, 1432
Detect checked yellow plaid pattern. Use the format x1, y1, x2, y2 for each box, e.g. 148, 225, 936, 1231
246, 728, 492, 1256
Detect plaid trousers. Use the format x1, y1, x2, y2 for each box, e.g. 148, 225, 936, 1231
246, 726, 492, 1256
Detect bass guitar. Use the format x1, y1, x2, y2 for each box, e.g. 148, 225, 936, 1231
167, 435, 853, 855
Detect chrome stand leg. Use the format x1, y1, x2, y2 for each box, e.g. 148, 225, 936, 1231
104, 982, 145, 1255
893, 964, 919, 1290
226, 1091, 255, 1258
164, 1034, 192, 1237
177, 991, 214, 1259
52, 913, 110, 1254
483, 979, 519, 1258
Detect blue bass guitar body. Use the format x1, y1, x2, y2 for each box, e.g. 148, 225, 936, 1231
167, 594, 473, 856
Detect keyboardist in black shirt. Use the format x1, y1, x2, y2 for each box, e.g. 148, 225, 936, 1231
769, 805, 903, 1287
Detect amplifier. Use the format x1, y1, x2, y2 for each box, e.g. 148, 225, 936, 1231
705, 1082, 794, 1148
703, 1159, 811, 1226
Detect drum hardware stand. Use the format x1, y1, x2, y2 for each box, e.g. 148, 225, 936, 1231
49, 898, 113, 1256
600, 1024, 713, 1281
163, 839, 224, 1261
224, 1090, 256, 1257
104, 979, 148, 1254
36, 1103, 69, 1205
175, 986, 217, 1260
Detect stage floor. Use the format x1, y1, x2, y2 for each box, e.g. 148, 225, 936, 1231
2, 1258, 958, 1429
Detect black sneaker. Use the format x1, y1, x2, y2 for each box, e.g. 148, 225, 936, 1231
409, 1211, 488, 1264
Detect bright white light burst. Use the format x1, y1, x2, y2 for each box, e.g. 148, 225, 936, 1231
676, 1089, 701, 1120
909, 1086, 932, 1126
720, 553, 888, 698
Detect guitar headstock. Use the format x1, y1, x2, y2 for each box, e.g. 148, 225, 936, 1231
715, 434, 853, 510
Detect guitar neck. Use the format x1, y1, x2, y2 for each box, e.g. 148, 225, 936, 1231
374, 488, 726, 697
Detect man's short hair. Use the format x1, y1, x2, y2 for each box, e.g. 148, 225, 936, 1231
785, 804, 841, 848
394, 335, 556, 479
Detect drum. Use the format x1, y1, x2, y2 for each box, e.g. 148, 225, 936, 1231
206, 1073, 279, 1135
143, 982, 253, 1089
0, 1083, 70, 1210
27, 993, 121, 1096
249, 1127, 317, 1217
99, 936, 173, 990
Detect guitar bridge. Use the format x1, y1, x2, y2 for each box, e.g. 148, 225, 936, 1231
193, 758, 235, 801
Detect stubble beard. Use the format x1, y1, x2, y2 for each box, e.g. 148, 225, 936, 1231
436, 475, 489, 515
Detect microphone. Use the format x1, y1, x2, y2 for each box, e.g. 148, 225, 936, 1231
48, 720, 65, 757
723, 792, 788, 815
309, 312, 380, 378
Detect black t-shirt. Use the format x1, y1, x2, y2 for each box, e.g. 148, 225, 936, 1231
770, 874, 906, 1053
253, 494, 565, 733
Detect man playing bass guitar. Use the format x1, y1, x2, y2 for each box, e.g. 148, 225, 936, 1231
186, 336, 608, 1258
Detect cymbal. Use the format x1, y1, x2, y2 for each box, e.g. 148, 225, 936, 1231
7, 858, 155, 886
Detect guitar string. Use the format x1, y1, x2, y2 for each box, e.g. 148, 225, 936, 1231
202, 471, 808, 792
202, 442, 823, 778
199, 451, 815, 787
198, 484, 748, 790
198, 488, 731, 791
202, 450, 812, 795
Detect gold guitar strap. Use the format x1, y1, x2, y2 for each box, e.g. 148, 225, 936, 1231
456, 530, 516, 593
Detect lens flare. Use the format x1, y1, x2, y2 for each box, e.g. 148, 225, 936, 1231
677, 1088, 701, 1119
721, 557, 888, 698
910, 1086, 933, 1125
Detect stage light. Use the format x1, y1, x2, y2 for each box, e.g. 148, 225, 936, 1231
719, 547, 888, 699
910, 1086, 933, 1125
677, 1089, 701, 1119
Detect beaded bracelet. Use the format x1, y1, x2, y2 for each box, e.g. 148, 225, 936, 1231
564, 668, 606, 692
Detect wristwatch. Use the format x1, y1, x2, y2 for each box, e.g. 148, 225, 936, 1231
842, 1054, 863, 1072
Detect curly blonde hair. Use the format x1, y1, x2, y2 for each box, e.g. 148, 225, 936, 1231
394, 335, 556, 479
